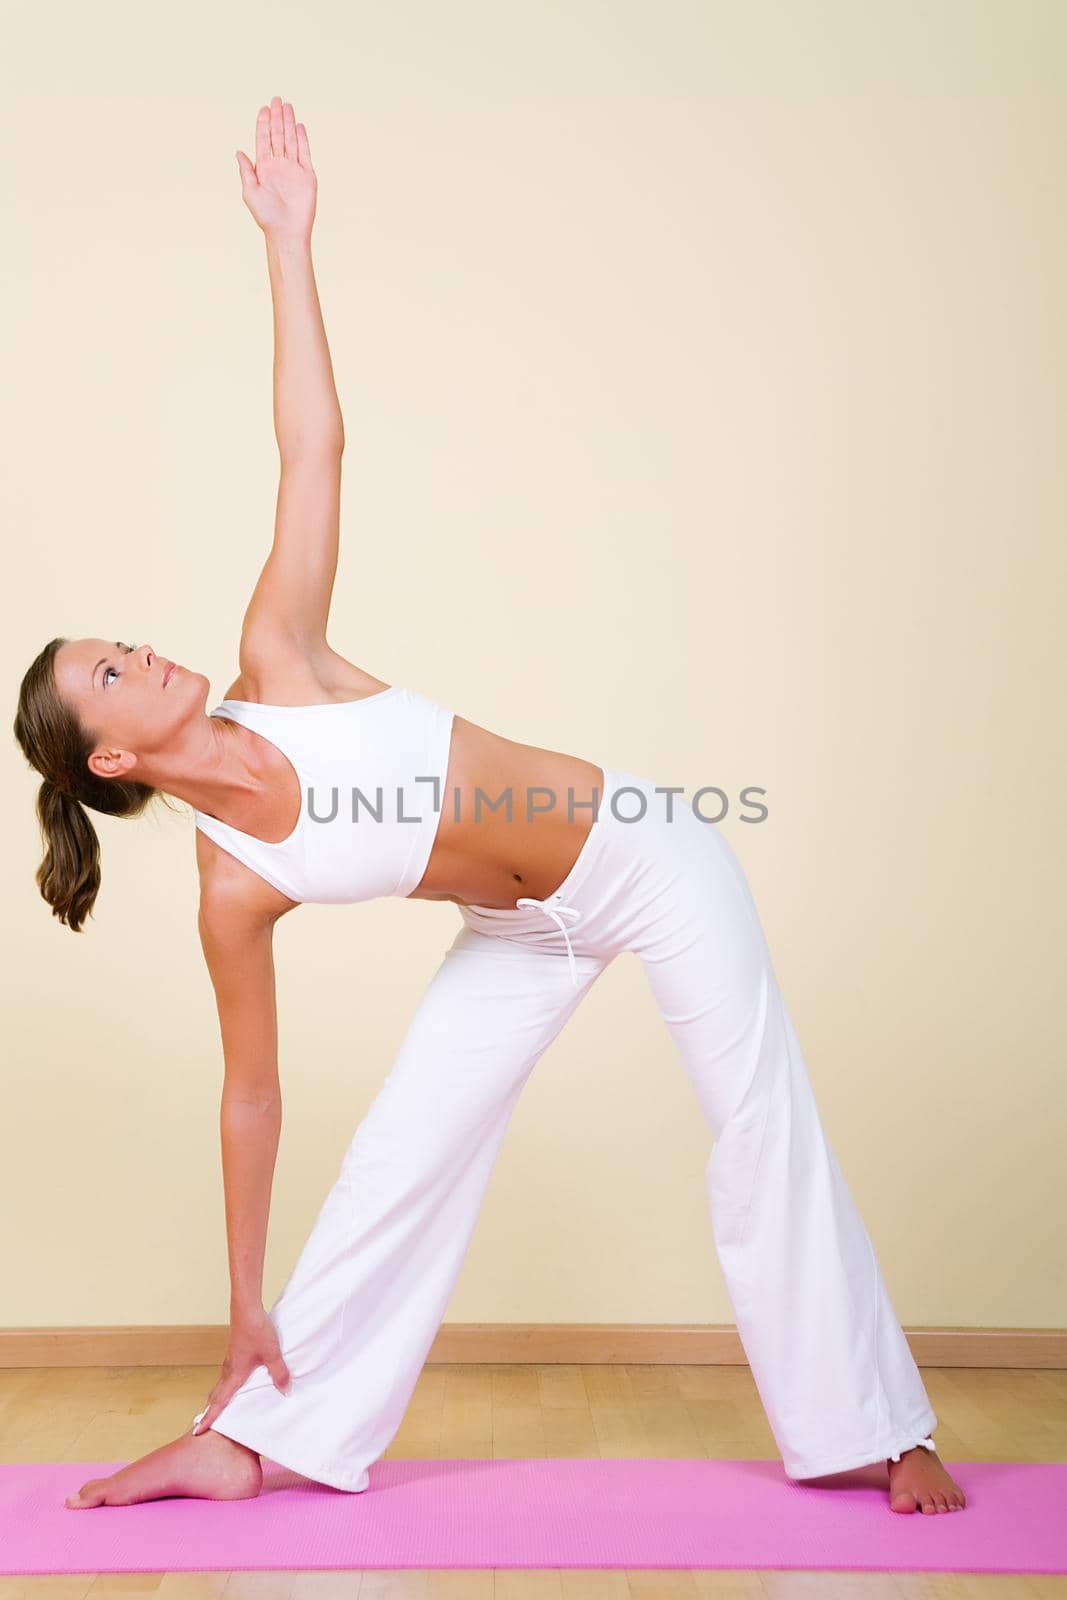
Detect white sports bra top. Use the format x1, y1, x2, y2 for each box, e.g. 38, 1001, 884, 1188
193, 685, 455, 904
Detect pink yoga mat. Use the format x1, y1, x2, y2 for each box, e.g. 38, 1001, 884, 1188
1, 1457, 1064, 1575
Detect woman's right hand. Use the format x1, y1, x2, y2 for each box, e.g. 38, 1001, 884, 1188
235, 96, 317, 244
191, 1304, 292, 1435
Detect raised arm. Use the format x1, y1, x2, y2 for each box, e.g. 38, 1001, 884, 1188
235, 98, 344, 659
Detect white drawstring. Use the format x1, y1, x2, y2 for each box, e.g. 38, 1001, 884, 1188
888, 1435, 937, 1462
515, 896, 583, 986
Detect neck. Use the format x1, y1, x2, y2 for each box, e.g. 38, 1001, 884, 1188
136, 712, 270, 820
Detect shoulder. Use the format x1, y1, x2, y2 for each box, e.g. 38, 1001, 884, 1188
225, 628, 393, 706
196, 853, 287, 1003
195, 827, 300, 926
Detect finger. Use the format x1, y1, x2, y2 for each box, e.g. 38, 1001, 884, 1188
255, 105, 270, 169
283, 101, 297, 161
193, 1389, 231, 1434
270, 1358, 293, 1394
192, 1378, 238, 1435
296, 122, 314, 173
235, 149, 257, 188
193, 1385, 228, 1433
270, 95, 284, 159
192, 1404, 214, 1435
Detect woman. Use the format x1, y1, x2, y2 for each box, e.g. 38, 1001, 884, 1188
15, 99, 964, 1517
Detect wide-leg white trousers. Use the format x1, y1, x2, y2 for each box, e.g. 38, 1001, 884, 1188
192, 765, 937, 1490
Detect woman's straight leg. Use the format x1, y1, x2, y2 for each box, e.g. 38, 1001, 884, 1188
192, 928, 611, 1491
631, 802, 938, 1479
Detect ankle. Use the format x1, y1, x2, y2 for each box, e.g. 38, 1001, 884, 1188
888, 1444, 936, 1465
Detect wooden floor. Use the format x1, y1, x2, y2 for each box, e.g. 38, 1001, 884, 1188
1, 1362, 1064, 1598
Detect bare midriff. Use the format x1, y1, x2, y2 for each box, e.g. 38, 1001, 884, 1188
407, 713, 605, 910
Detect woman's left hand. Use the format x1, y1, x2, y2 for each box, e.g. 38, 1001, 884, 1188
236, 97, 317, 244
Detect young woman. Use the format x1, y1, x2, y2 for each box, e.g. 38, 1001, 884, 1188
15, 99, 964, 1517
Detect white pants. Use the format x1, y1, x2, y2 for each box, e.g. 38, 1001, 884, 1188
192, 765, 937, 1489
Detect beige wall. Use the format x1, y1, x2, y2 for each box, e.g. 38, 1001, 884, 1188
2, 2, 1063, 1333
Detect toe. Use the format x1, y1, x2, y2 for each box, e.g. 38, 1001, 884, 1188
889, 1488, 919, 1514
66, 1480, 104, 1510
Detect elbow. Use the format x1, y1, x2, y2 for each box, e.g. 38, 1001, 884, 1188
221, 1090, 282, 1119
278, 425, 344, 466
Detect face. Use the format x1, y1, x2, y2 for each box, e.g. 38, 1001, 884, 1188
53, 638, 210, 784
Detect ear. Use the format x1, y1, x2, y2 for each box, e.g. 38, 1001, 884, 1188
88, 746, 138, 782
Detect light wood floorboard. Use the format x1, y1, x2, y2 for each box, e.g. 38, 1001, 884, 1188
0, 1364, 1063, 1599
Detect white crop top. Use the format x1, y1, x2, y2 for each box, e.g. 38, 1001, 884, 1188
193, 685, 455, 904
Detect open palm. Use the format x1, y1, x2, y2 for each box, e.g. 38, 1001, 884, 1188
236, 96, 317, 241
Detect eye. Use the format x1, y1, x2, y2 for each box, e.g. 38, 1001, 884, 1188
102, 643, 136, 689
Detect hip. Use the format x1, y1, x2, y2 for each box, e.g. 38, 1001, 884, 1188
455, 765, 759, 966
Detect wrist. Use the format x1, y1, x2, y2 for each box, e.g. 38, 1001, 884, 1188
265, 231, 312, 258
230, 1292, 264, 1320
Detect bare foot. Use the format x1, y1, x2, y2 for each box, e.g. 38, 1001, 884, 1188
886, 1444, 966, 1513
65, 1422, 262, 1508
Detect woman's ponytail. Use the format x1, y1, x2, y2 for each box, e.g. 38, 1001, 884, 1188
34, 775, 103, 934
14, 638, 173, 931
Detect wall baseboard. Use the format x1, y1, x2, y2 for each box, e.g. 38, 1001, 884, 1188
1, 1323, 1063, 1369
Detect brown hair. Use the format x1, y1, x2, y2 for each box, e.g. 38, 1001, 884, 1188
13, 637, 178, 932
